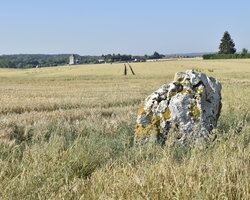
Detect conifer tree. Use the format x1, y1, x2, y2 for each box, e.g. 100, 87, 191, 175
219, 31, 236, 54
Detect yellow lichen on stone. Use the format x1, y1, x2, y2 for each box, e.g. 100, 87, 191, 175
194, 86, 204, 101
197, 86, 204, 94
181, 88, 193, 95
174, 72, 185, 83
135, 115, 161, 137
196, 85, 204, 96
137, 104, 145, 115
150, 116, 161, 135
195, 95, 201, 101
188, 102, 200, 120
135, 123, 154, 136
192, 106, 200, 117
135, 123, 145, 136
178, 77, 184, 82
174, 77, 184, 82
162, 107, 171, 119
168, 91, 176, 98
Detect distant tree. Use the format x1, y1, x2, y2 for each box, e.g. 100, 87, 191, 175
153, 51, 160, 58
218, 31, 236, 54
242, 48, 248, 55
149, 51, 164, 59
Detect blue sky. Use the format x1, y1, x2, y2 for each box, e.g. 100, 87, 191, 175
0, 0, 249, 55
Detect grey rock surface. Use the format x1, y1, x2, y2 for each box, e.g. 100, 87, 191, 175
135, 70, 222, 145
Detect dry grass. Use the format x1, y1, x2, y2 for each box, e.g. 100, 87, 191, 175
0, 58, 249, 199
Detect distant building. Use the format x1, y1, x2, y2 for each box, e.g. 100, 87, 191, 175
133, 56, 145, 62
69, 54, 77, 65
98, 59, 105, 63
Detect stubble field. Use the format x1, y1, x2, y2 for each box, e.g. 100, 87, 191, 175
0, 58, 250, 199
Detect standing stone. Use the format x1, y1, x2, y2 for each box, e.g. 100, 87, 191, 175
135, 70, 222, 145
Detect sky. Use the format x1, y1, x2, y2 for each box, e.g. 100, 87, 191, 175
0, 0, 249, 55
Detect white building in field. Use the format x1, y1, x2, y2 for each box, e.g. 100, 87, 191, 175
69, 54, 76, 65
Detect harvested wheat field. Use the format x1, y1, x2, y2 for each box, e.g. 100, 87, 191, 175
0, 58, 250, 199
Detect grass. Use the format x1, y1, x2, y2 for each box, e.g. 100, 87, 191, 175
0, 58, 249, 199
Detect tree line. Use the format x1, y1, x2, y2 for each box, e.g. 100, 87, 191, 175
101, 52, 164, 63
0, 54, 102, 69
0, 54, 69, 68
0, 52, 164, 69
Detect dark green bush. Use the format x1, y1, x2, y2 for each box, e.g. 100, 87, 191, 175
203, 53, 250, 59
